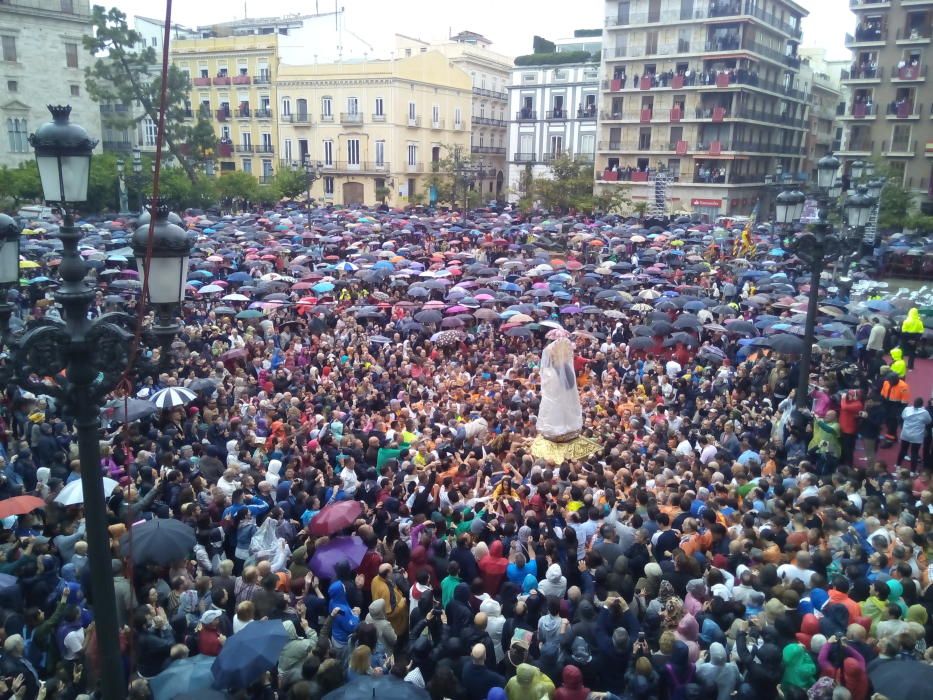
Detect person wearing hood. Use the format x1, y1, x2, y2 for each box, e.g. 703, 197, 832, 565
446, 582, 474, 632
264, 458, 282, 488
624, 655, 661, 700
371, 562, 408, 637
504, 662, 555, 700
674, 613, 700, 662
890, 347, 908, 378
780, 641, 816, 696
696, 641, 739, 700
462, 643, 505, 700
538, 563, 567, 598
538, 596, 565, 647
480, 598, 507, 663
735, 633, 784, 700
817, 638, 868, 700
901, 307, 925, 369
479, 540, 509, 595
277, 618, 317, 690
553, 664, 589, 700
365, 598, 397, 654
327, 578, 360, 650
661, 640, 696, 700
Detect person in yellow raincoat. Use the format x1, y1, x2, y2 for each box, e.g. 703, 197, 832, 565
890, 347, 907, 378
901, 307, 925, 370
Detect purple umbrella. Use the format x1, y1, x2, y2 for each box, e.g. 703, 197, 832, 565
560, 305, 582, 315
309, 536, 367, 579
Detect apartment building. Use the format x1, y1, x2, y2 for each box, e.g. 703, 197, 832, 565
395, 31, 513, 200
0, 0, 102, 168
170, 34, 280, 181
595, 0, 809, 219
506, 36, 601, 202
276, 51, 472, 206
800, 59, 842, 181
837, 0, 933, 210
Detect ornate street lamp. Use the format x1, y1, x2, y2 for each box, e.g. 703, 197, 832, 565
850, 160, 866, 182
816, 153, 841, 191
0, 106, 189, 700
846, 186, 875, 229
775, 189, 805, 225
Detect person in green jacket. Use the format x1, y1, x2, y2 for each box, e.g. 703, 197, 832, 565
890, 347, 907, 378
809, 410, 841, 473
24, 586, 70, 675
781, 641, 816, 694
440, 561, 462, 608
505, 662, 556, 700
901, 307, 925, 369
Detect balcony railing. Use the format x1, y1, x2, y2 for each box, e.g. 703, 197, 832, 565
192, 77, 211, 86
198, 107, 212, 119
284, 114, 311, 124
842, 103, 878, 118
705, 0, 803, 39
405, 162, 424, 173
181, 109, 194, 119
578, 108, 598, 119
102, 140, 132, 152
837, 140, 874, 153
546, 109, 568, 120
471, 145, 507, 155
235, 145, 254, 153
371, 113, 386, 122
213, 75, 232, 86
882, 139, 917, 154
320, 113, 335, 122
259, 175, 274, 184
850, 0, 891, 7
473, 86, 508, 101
430, 118, 445, 129
893, 64, 927, 80
844, 66, 884, 80
237, 107, 251, 119
327, 161, 391, 172
232, 75, 251, 85
253, 75, 271, 85
731, 106, 807, 127
256, 145, 275, 154
216, 109, 231, 122
472, 116, 508, 127
255, 109, 272, 119
847, 26, 888, 43
340, 112, 363, 125
705, 36, 741, 53
515, 110, 537, 120
407, 116, 421, 127
897, 27, 933, 41
886, 102, 922, 118
513, 152, 537, 162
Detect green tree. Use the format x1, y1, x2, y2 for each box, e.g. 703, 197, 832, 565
427, 145, 487, 209
83, 6, 203, 182
272, 168, 309, 200
526, 154, 605, 214
877, 178, 915, 231
86, 152, 120, 213
215, 171, 259, 209
156, 167, 216, 210
0, 162, 42, 211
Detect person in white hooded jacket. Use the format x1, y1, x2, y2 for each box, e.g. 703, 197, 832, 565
479, 598, 506, 663
537, 563, 567, 598
265, 459, 282, 488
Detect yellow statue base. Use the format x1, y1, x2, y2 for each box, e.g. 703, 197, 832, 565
530, 434, 601, 462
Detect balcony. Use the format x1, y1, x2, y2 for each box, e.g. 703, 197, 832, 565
284, 114, 311, 124
850, 0, 891, 8
597, 141, 622, 150
213, 75, 232, 86
407, 116, 421, 127
882, 139, 917, 155
254, 145, 273, 155
897, 26, 932, 43
216, 109, 231, 122
705, 0, 803, 39
842, 66, 884, 82
371, 113, 386, 122
217, 143, 233, 158
731, 106, 807, 128
542, 152, 569, 163
473, 115, 507, 127
846, 27, 888, 46
836, 140, 874, 155
235, 145, 254, 154
340, 112, 363, 125
405, 162, 424, 173
546, 109, 568, 120
839, 103, 878, 119
320, 113, 335, 123
471, 145, 507, 155
452, 121, 464, 130
232, 75, 251, 85
513, 152, 537, 163
893, 64, 927, 80
259, 176, 274, 184
237, 107, 251, 119
253, 75, 271, 85
192, 76, 212, 86
705, 35, 741, 52
431, 118, 445, 129
515, 110, 537, 121
255, 109, 272, 119
329, 161, 391, 173
102, 140, 132, 152
473, 86, 508, 101
578, 108, 597, 120
886, 102, 923, 118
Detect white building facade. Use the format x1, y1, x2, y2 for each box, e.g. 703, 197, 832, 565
0, 0, 102, 168
506, 56, 601, 202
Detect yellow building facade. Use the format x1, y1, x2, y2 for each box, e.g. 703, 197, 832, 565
169, 35, 280, 181
276, 52, 473, 206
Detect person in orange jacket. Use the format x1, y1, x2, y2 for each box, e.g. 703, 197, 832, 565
880, 371, 910, 440
839, 390, 864, 466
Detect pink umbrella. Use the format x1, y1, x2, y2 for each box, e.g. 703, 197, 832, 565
446, 305, 468, 314
474, 293, 494, 301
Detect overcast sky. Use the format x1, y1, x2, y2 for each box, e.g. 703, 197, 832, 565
110, 0, 851, 61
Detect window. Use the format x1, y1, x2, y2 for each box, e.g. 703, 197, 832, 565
580, 133, 595, 156
221, 126, 231, 140
432, 105, 440, 125
550, 135, 563, 155
322, 97, 333, 118
143, 117, 157, 146
408, 102, 417, 120
6, 118, 28, 153
455, 107, 462, 126
346, 97, 359, 115
2, 36, 16, 62
374, 97, 384, 116
260, 95, 270, 111
65, 43, 78, 69
6, 80, 16, 92
151, 37, 157, 47
70, 84, 80, 97
407, 143, 417, 166
324, 176, 334, 195
323, 140, 333, 166
242, 159, 252, 174
347, 138, 360, 166
262, 159, 273, 177
284, 139, 292, 163
61, 0, 74, 11
261, 133, 272, 150
241, 132, 252, 148
479, 103, 486, 118
281, 98, 291, 116
296, 98, 307, 118
478, 133, 485, 148
375, 140, 385, 165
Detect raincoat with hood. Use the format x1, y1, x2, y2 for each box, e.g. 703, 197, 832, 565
696, 642, 740, 700
781, 641, 816, 693
554, 664, 590, 700
504, 662, 556, 700
890, 347, 907, 377
364, 598, 397, 653
538, 563, 567, 598
478, 540, 508, 594
327, 580, 359, 647
903, 308, 924, 335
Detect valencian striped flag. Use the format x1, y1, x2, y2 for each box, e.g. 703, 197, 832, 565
732, 200, 760, 258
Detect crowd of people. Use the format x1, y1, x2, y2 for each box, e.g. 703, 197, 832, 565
0, 203, 931, 700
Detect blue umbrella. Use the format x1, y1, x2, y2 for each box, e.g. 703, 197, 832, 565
312, 282, 335, 294
227, 272, 251, 283
151, 655, 215, 700
373, 260, 395, 269
211, 620, 289, 689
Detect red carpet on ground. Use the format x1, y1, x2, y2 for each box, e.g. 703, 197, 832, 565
867, 357, 933, 469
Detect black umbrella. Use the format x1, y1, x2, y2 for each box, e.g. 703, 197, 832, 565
188, 378, 218, 393
414, 309, 443, 323
725, 319, 757, 335
323, 675, 430, 700
869, 658, 933, 698
101, 398, 157, 424
632, 325, 654, 336
673, 315, 702, 329
664, 332, 698, 347
651, 320, 675, 335
120, 518, 195, 566
628, 336, 654, 350
767, 333, 806, 354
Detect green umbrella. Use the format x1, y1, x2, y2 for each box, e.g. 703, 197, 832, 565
236, 309, 263, 319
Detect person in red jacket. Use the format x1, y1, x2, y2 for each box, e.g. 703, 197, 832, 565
478, 539, 508, 595
839, 390, 864, 467
196, 610, 226, 656
554, 664, 591, 700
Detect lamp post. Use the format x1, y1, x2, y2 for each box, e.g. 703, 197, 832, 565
296, 159, 322, 218
131, 147, 143, 214
0, 106, 191, 700
116, 157, 129, 215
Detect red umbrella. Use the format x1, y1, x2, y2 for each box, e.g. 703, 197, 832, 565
0, 495, 45, 519
309, 500, 363, 536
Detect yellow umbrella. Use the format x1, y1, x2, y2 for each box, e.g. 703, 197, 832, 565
19, 260, 39, 269
670, 240, 684, 247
